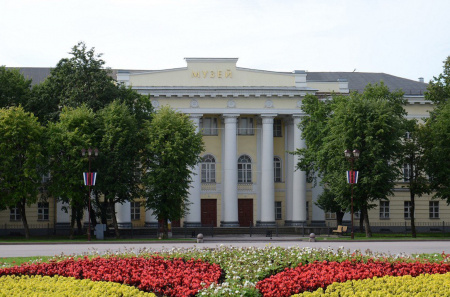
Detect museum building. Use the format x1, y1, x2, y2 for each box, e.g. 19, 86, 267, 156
2, 58, 447, 233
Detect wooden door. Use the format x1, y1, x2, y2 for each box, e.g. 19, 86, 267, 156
238, 199, 253, 227
201, 199, 217, 227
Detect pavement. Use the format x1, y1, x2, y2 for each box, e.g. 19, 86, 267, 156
0, 236, 449, 257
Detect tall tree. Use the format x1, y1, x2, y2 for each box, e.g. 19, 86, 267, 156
0, 66, 32, 108
296, 83, 406, 237
143, 106, 204, 239
423, 56, 450, 201
94, 100, 143, 238
0, 106, 45, 238
46, 105, 97, 238
400, 120, 431, 237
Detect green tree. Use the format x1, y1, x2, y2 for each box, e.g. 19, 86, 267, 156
94, 101, 143, 238
0, 66, 32, 108
297, 83, 406, 237
27, 42, 118, 123
423, 57, 450, 201
46, 105, 97, 238
0, 106, 45, 238
400, 120, 431, 237
143, 106, 204, 239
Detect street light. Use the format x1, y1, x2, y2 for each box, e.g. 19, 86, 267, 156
344, 149, 360, 240
82, 148, 98, 241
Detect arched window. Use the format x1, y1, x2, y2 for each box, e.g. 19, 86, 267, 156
274, 156, 282, 182
201, 154, 216, 183
238, 155, 252, 183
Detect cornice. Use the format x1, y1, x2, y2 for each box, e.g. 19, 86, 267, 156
134, 86, 318, 98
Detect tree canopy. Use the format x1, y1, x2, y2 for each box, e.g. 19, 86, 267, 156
143, 106, 204, 238
0, 66, 32, 108
0, 106, 45, 238
296, 83, 407, 237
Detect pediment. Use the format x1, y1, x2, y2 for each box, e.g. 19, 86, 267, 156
127, 58, 296, 87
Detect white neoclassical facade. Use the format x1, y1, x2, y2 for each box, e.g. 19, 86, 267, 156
113, 57, 353, 228
3, 60, 443, 233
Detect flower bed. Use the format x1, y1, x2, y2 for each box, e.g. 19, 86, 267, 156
255, 259, 450, 297
1, 247, 449, 296
0, 256, 222, 297
0, 274, 157, 297
292, 272, 450, 296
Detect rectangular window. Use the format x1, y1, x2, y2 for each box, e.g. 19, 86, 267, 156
10, 207, 21, 221
380, 201, 390, 219
131, 202, 141, 220
38, 202, 49, 221
238, 117, 254, 135
325, 212, 336, 220
404, 201, 412, 219
354, 210, 361, 219
429, 201, 439, 219
274, 157, 282, 182
41, 172, 51, 184
275, 201, 282, 220
273, 119, 282, 137
202, 117, 218, 135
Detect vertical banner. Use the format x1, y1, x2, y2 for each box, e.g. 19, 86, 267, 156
346, 170, 359, 184
83, 172, 97, 186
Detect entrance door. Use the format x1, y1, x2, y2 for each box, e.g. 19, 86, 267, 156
238, 199, 253, 227
201, 199, 217, 227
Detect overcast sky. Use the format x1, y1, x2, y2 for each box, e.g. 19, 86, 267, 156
1, 0, 449, 82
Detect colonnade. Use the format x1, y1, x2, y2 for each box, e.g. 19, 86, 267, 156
57, 113, 308, 228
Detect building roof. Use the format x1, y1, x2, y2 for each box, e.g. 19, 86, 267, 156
9, 67, 428, 96
306, 72, 427, 95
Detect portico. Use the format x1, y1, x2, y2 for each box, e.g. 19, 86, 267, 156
115, 57, 349, 227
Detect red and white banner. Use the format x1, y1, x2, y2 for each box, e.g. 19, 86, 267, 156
83, 172, 97, 186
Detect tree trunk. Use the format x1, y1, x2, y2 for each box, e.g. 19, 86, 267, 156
161, 218, 169, 239
110, 201, 120, 239
69, 207, 76, 240
76, 208, 83, 235
363, 205, 372, 237
336, 211, 344, 226
19, 201, 30, 239
359, 208, 365, 233
410, 193, 416, 238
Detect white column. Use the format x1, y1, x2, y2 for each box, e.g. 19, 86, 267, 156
115, 201, 131, 228
56, 200, 70, 226
221, 114, 239, 227
145, 209, 158, 228
292, 114, 307, 226
184, 114, 203, 227
256, 118, 262, 224
259, 114, 276, 226
285, 119, 294, 225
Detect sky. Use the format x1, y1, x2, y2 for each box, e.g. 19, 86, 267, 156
1, 0, 449, 82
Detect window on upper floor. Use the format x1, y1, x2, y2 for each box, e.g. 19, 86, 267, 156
201, 117, 218, 135
201, 154, 216, 183
237, 117, 254, 135
403, 164, 412, 182
273, 119, 282, 137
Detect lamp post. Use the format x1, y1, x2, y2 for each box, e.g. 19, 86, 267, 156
344, 149, 360, 240
82, 148, 98, 241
